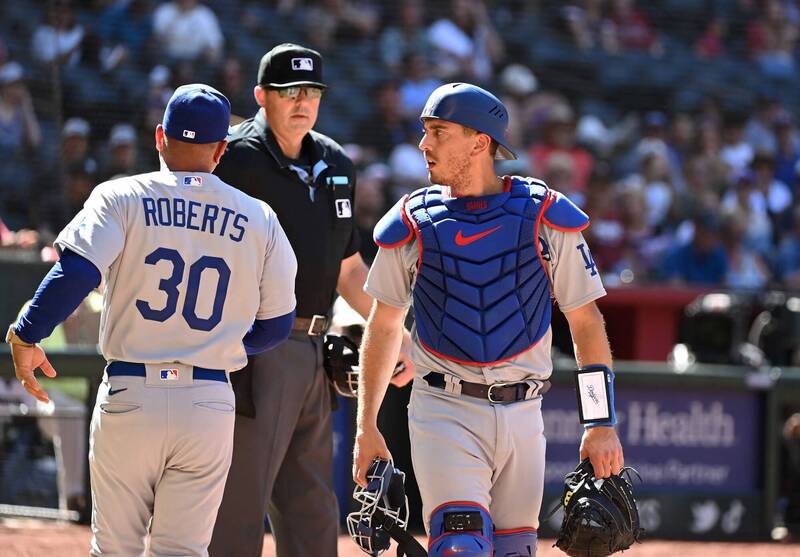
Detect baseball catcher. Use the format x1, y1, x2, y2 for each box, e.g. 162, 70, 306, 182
347, 458, 426, 557
551, 459, 643, 557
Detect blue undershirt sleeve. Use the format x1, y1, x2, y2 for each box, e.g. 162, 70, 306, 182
14, 249, 102, 344
242, 310, 296, 355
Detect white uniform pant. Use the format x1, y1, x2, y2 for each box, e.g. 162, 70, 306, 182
408, 377, 546, 533
89, 367, 235, 557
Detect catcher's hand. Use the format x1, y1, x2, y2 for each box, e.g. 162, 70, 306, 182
551, 459, 643, 557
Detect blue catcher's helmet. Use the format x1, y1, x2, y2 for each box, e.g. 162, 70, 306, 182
420, 82, 518, 160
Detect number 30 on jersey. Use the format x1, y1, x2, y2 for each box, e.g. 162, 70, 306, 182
135, 247, 231, 331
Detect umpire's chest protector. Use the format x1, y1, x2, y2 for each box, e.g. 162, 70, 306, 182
376, 176, 586, 366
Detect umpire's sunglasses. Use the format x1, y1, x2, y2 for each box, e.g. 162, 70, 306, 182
271, 86, 324, 99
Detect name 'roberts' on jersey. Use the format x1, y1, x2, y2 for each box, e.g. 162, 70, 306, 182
142, 193, 249, 242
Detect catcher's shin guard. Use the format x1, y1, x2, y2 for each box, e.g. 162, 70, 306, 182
494, 528, 537, 556
428, 502, 493, 557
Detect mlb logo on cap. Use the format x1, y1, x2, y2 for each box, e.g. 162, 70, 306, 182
292, 58, 313, 71
162, 83, 231, 144
184, 175, 203, 186
258, 44, 327, 89
161, 369, 180, 380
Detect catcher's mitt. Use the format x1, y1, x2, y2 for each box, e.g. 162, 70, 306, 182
550, 459, 643, 557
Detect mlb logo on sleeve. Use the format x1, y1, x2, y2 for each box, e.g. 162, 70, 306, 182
292, 58, 313, 71
335, 199, 352, 218
160, 369, 180, 381
183, 175, 203, 186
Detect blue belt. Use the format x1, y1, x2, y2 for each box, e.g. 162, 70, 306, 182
106, 361, 227, 383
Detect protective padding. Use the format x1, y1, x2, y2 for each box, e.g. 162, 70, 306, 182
374, 195, 414, 248
493, 528, 537, 557
428, 502, 493, 557
541, 188, 589, 231
407, 184, 552, 365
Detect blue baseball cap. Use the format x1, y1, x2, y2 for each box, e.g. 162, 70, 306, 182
162, 83, 231, 144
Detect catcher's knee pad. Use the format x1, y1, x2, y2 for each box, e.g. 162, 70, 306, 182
494, 528, 537, 556
428, 501, 493, 557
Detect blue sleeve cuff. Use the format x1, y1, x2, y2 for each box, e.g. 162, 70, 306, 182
243, 310, 295, 355
15, 249, 101, 344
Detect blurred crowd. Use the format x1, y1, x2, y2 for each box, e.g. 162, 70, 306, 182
1, 0, 800, 291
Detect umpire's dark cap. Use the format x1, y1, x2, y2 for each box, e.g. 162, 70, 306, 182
163, 83, 231, 144
258, 43, 327, 89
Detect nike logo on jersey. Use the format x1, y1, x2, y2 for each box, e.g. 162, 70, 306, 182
108, 387, 128, 396
454, 225, 502, 246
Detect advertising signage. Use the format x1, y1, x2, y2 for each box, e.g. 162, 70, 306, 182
542, 384, 761, 493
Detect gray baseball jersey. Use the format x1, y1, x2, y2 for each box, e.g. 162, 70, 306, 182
365, 222, 605, 532
56, 170, 297, 371
55, 170, 297, 556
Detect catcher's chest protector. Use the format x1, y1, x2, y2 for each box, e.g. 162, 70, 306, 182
407, 183, 551, 365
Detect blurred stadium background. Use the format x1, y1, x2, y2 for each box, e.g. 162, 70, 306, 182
1, 0, 800, 554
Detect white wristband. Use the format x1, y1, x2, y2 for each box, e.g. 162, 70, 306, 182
575, 365, 616, 425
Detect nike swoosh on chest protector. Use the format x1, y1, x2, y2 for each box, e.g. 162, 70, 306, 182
454, 224, 502, 246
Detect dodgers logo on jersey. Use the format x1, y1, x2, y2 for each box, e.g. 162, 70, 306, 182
160, 368, 179, 380
577, 243, 597, 276
183, 175, 203, 186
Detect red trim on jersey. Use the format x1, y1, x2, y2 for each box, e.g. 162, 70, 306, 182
502, 174, 512, 192
374, 195, 414, 249
427, 501, 493, 551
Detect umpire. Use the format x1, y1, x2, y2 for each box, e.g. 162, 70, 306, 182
209, 43, 414, 557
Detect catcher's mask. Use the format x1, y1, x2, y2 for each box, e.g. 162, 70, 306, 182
323, 334, 360, 398
347, 459, 426, 557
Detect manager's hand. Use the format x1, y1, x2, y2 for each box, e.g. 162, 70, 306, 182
11, 343, 57, 403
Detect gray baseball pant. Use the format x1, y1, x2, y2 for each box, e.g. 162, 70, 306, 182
209, 331, 338, 557
89, 364, 235, 557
